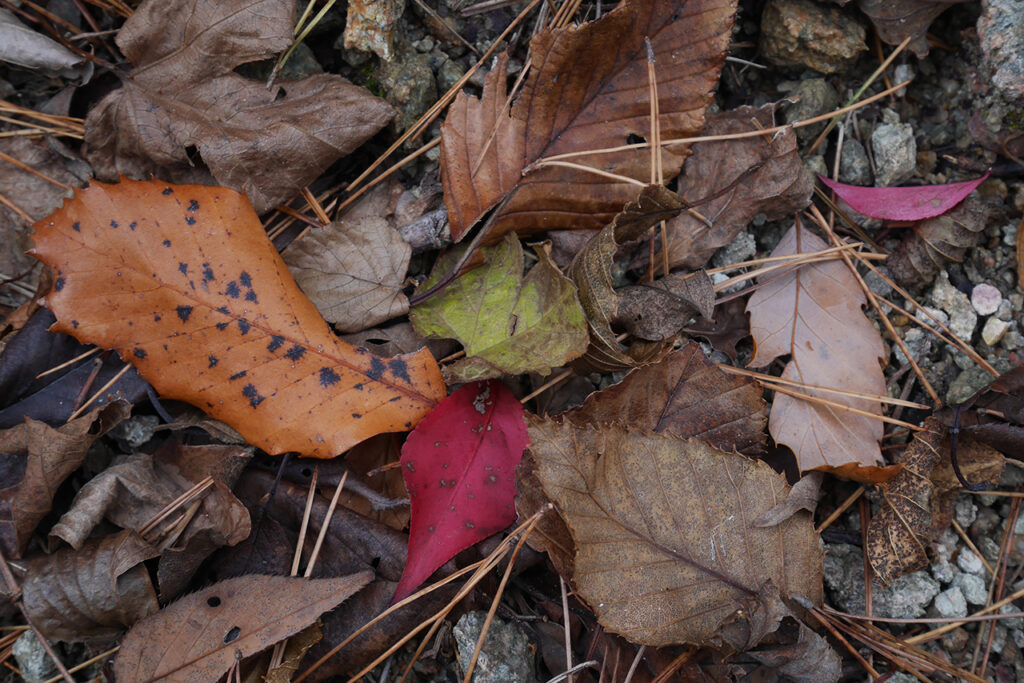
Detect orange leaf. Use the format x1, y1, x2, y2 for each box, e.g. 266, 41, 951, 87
31, 178, 445, 458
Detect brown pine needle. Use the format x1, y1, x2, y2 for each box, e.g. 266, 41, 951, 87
712, 245, 885, 292
304, 471, 348, 577
35, 347, 100, 379
766, 383, 922, 431
300, 187, 330, 225
718, 365, 929, 409
138, 476, 214, 539
292, 466, 319, 576
529, 160, 647, 186
951, 519, 995, 577
66, 363, 132, 421
706, 243, 875, 275
334, 137, 440, 216
0, 150, 70, 190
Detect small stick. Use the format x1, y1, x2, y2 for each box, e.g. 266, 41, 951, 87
300, 188, 330, 225
35, 347, 100, 379
138, 476, 214, 539
815, 485, 865, 534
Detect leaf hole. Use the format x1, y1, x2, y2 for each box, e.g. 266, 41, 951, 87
370, 556, 381, 568
275, 87, 287, 101
207, 596, 222, 608
626, 133, 646, 146
223, 626, 240, 643
301, 467, 313, 478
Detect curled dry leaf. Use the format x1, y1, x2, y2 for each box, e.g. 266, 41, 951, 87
929, 434, 1005, 537
664, 103, 812, 270
411, 234, 588, 383
395, 380, 528, 602
113, 573, 373, 682
746, 222, 894, 483
887, 194, 989, 289
819, 172, 988, 222
866, 418, 944, 586
31, 178, 445, 458
753, 472, 823, 528
441, 0, 737, 241
614, 271, 715, 341
527, 416, 822, 647
284, 215, 411, 334
569, 184, 687, 372
0, 401, 129, 559
21, 530, 159, 641
857, 0, 951, 58
84, 0, 394, 213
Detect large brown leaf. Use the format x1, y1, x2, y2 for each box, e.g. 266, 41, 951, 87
0, 401, 128, 559
441, 0, 737, 241
527, 417, 822, 647
663, 104, 813, 270
113, 573, 373, 682
31, 179, 445, 458
21, 530, 160, 641
746, 222, 892, 482
83, 0, 394, 214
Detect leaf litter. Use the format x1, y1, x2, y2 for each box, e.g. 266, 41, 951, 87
4, 0, 1019, 679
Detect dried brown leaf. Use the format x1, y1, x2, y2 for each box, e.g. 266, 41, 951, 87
341, 321, 459, 360
113, 572, 373, 682
664, 104, 813, 270
614, 271, 715, 341
746, 221, 893, 481
685, 297, 751, 361
527, 416, 822, 647
858, 0, 951, 58
284, 216, 411, 334
83, 0, 394, 213
0, 401, 129, 559
887, 195, 989, 289
753, 472, 823, 527
936, 368, 1024, 458
930, 435, 1005, 537
21, 530, 159, 641
340, 433, 410, 531
866, 418, 944, 586
441, 0, 737, 241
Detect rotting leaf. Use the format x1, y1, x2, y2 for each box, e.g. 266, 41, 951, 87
858, 0, 951, 58
284, 214, 411, 334
527, 416, 822, 647
410, 234, 588, 383
887, 194, 989, 289
441, 0, 737, 241
613, 271, 715, 341
113, 573, 373, 682
685, 297, 751, 362
394, 380, 528, 602
746, 221, 895, 482
664, 104, 813, 270
21, 529, 159, 642
83, 0, 394, 213
0, 401, 129, 559
568, 184, 688, 372
31, 178, 445, 459
819, 172, 988, 222
866, 418, 945, 586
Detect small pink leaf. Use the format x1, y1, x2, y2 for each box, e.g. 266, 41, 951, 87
394, 380, 528, 603
818, 172, 989, 221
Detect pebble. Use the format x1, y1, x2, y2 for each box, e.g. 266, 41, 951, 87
711, 231, 757, 268
977, 0, 1024, 101
932, 559, 956, 584
972, 283, 1003, 315
930, 272, 977, 341
377, 44, 438, 134
954, 498, 978, 527
824, 544, 940, 617
839, 138, 872, 185
872, 122, 917, 186
956, 549, 986, 575
933, 586, 968, 618
453, 611, 533, 683
952, 573, 988, 605
982, 317, 1011, 346
948, 366, 996, 404
895, 327, 931, 366
759, 0, 868, 74
781, 78, 839, 143
12, 631, 57, 683
343, 0, 406, 61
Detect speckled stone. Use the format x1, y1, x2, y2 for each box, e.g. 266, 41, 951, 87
454, 611, 534, 683
982, 317, 1011, 346
933, 586, 968, 618
978, 0, 1024, 101
972, 283, 1003, 315
952, 573, 988, 605
956, 549, 986, 575
760, 0, 868, 73
872, 122, 917, 186
931, 271, 977, 341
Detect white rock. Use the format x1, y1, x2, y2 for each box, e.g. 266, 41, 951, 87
931, 272, 977, 341
982, 317, 1011, 346
956, 549, 985, 575
953, 573, 988, 605
971, 283, 1002, 315
933, 587, 968, 618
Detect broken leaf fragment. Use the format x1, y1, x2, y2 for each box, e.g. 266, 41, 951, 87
410, 234, 588, 383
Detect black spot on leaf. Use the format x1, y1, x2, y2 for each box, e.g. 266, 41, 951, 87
237, 319, 251, 335
267, 335, 284, 352
162, 239, 171, 247
225, 282, 240, 298
388, 358, 410, 383
208, 355, 219, 368
202, 264, 215, 281
110, 220, 119, 229
229, 370, 247, 380
162, 187, 173, 195
216, 322, 229, 331
129, 221, 137, 230
133, 348, 147, 359
188, 199, 200, 211
179, 262, 188, 275
285, 345, 305, 361
319, 367, 340, 387
176, 305, 193, 322
72, 221, 81, 232
239, 271, 252, 288
367, 357, 386, 380
353, 383, 363, 390
185, 216, 196, 226
153, 314, 161, 322
54, 277, 65, 291
242, 384, 265, 408
217, 306, 229, 315
71, 320, 78, 328
352, 413, 362, 419
245, 291, 258, 303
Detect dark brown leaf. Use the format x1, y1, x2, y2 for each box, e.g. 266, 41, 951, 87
857, 0, 952, 58
935, 367, 1024, 458
21, 530, 159, 641
83, 0, 394, 213
613, 271, 715, 341
113, 572, 373, 682
930, 435, 1005, 537
887, 195, 989, 289
441, 0, 736, 241
528, 416, 822, 647
0, 401, 129, 559
664, 104, 813, 270
684, 297, 751, 361
866, 418, 945, 586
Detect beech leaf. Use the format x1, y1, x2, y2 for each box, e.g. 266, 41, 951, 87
819, 172, 988, 222
746, 221, 893, 482
395, 380, 528, 603
113, 573, 373, 682
83, 0, 394, 213
284, 215, 411, 334
527, 417, 822, 647
410, 234, 588, 383
31, 178, 446, 459
441, 0, 737, 241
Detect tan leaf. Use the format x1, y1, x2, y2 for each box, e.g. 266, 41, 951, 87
664, 104, 813, 270
113, 573, 373, 682
284, 216, 411, 334
858, 0, 950, 58
83, 0, 394, 213
21, 530, 159, 641
929, 434, 1004, 538
614, 271, 715, 341
866, 418, 944, 586
527, 416, 822, 647
746, 221, 892, 481
441, 0, 737, 241
0, 401, 129, 559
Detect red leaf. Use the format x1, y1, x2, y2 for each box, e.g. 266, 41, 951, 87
818, 172, 989, 221
395, 381, 528, 603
